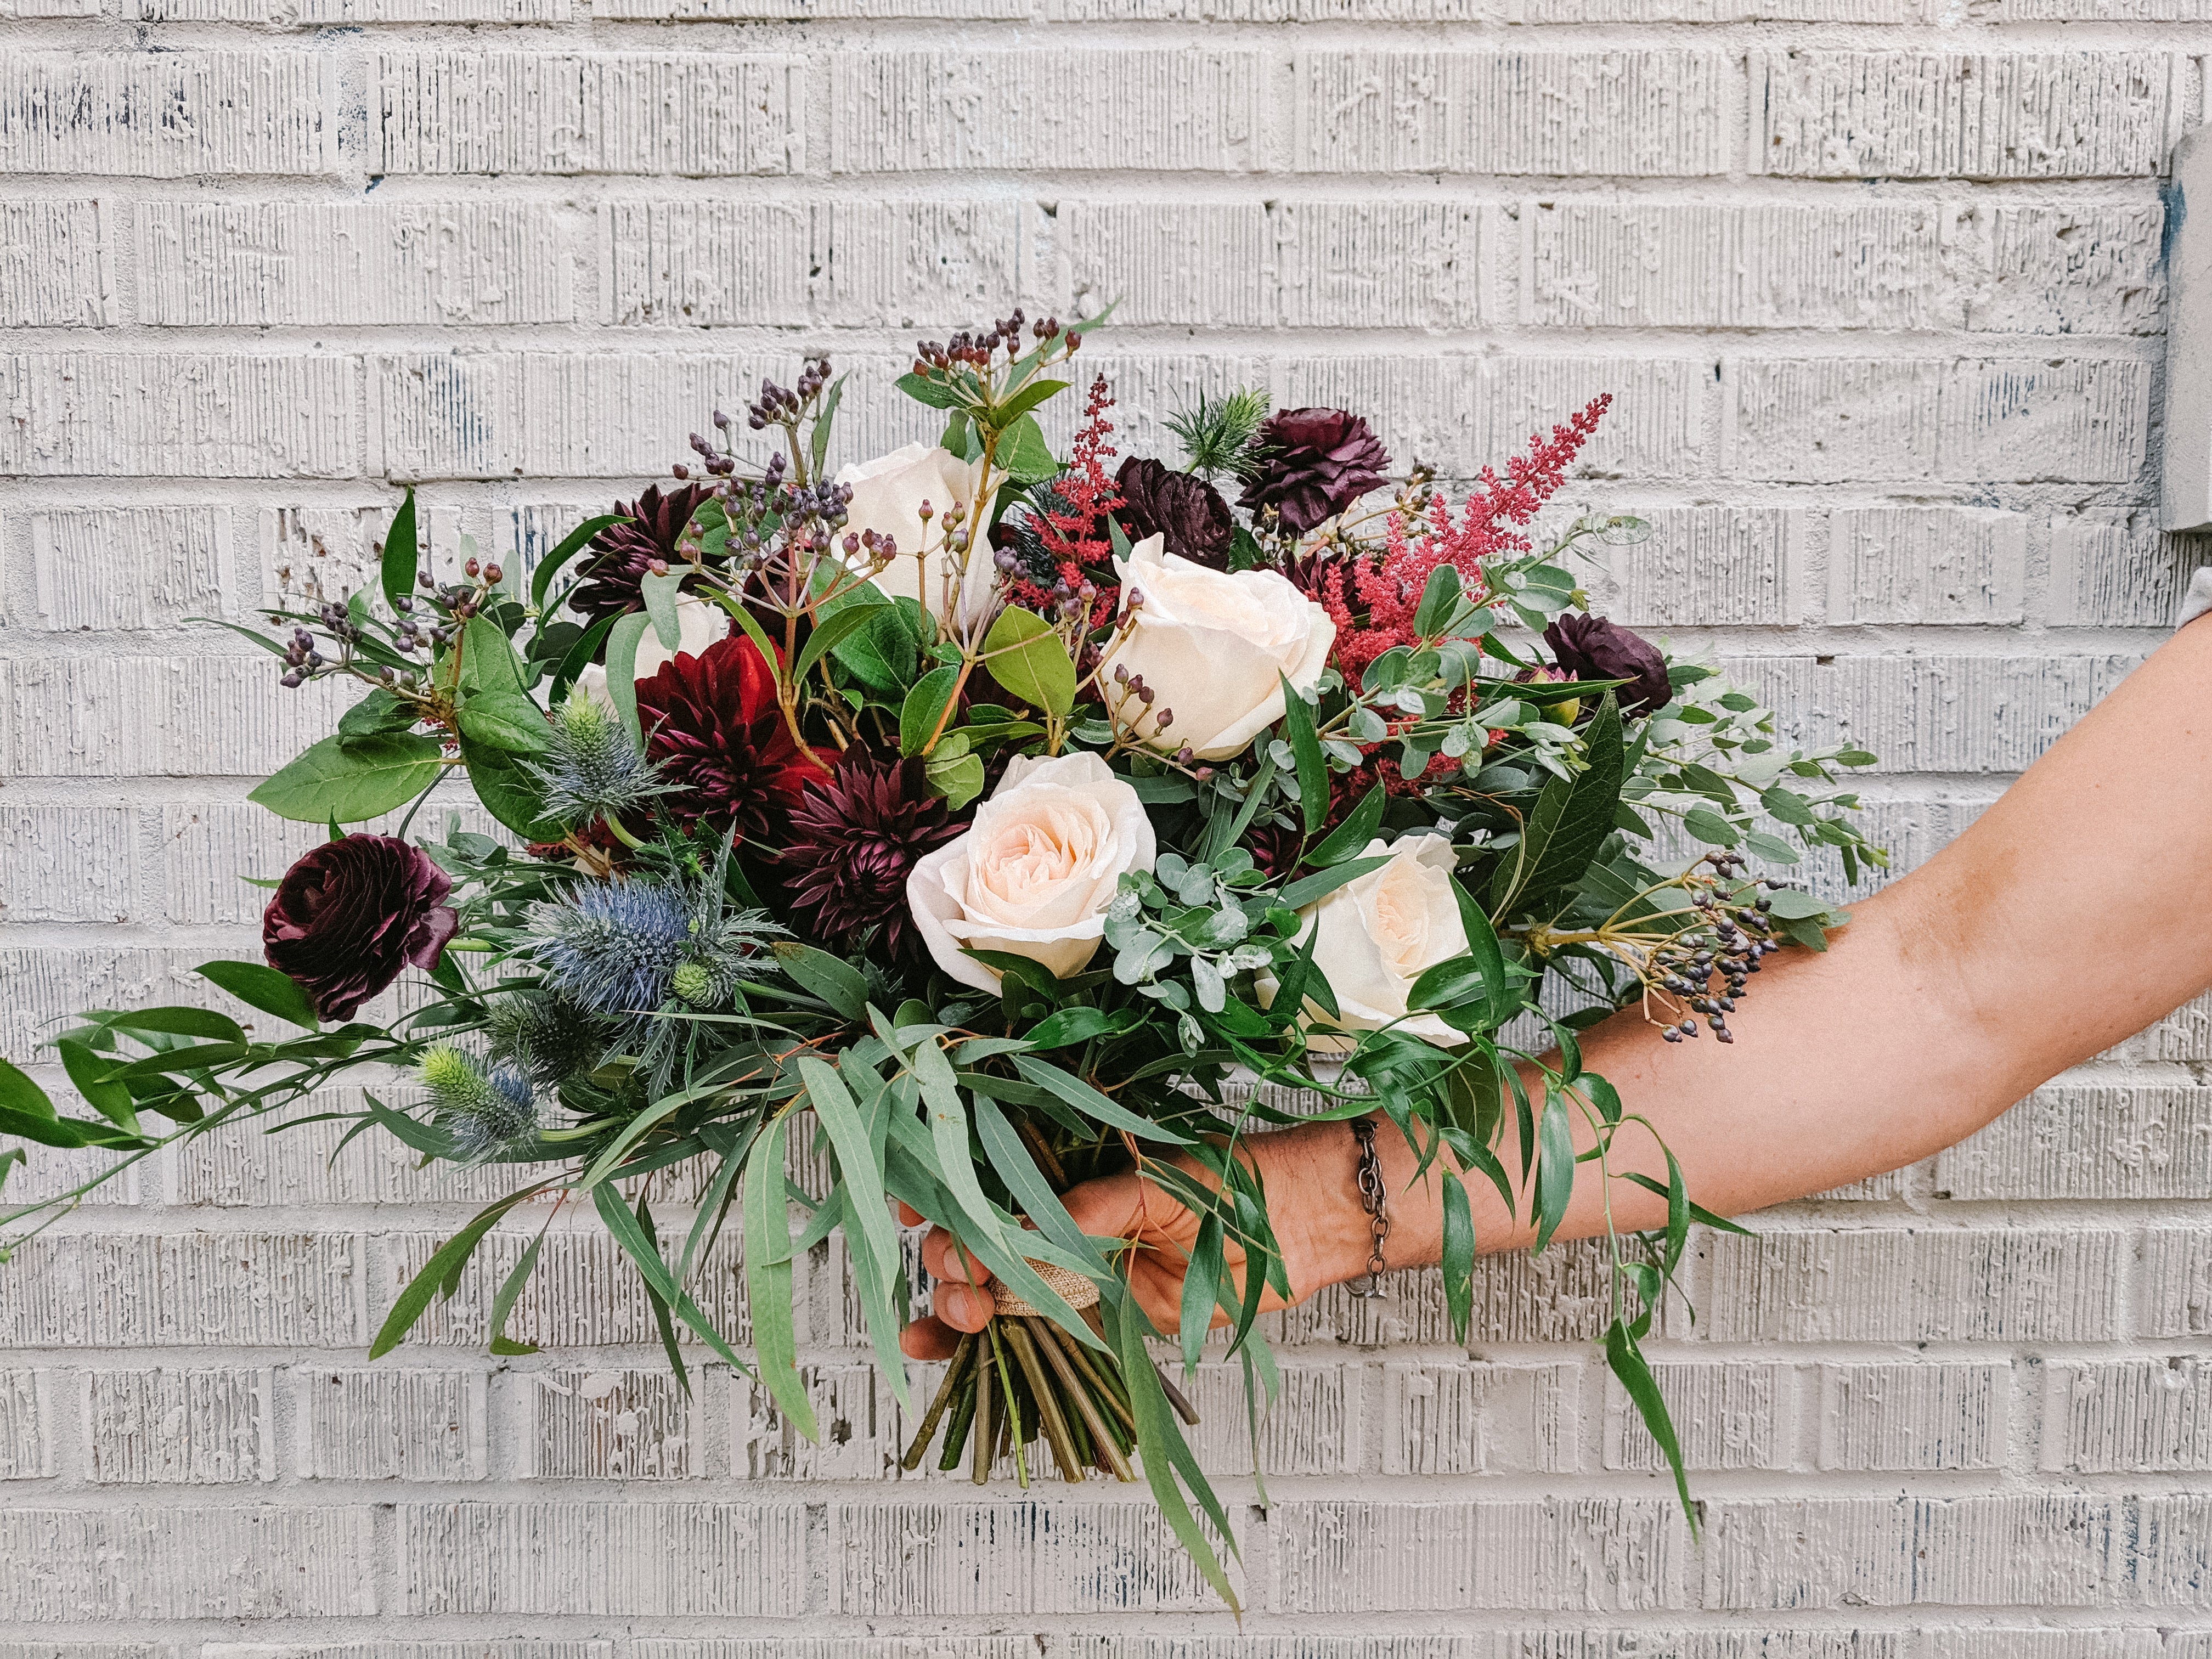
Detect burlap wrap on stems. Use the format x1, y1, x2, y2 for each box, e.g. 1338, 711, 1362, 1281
990, 1261, 1101, 1317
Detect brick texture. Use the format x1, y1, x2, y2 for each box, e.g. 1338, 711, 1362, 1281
1, 0, 2203, 1644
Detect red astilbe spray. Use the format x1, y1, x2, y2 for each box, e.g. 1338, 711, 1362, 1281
1006, 374, 1123, 622
1323, 394, 1611, 687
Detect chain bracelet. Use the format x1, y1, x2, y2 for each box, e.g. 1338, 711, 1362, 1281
1349, 1117, 1390, 1298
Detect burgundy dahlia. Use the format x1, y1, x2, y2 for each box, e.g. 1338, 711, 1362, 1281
1543, 613, 1671, 716
1114, 457, 1236, 569
262, 834, 459, 1020
1237, 408, 1392, 537
567, 483, 716, 624
635, 634, 825, 842
782, 751, 963, 958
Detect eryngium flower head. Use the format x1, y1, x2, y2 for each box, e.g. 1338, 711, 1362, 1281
1543, 613, 1671, 716
527, 687, 676, 827
262, 834, 460, 1020
1114, 458, 1236, 569
531, 869, 780, 1022
419, 1044, 539, 1164
567, 483, 717, 624
636, 635, 823, 843
1237, 408, 1391, 537
486, 988, 608, 1087
782, 751, 963, 959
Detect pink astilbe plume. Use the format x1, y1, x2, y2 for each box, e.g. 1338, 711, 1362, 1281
1324, 394, 1611, 687
1006, 374, 1123, 624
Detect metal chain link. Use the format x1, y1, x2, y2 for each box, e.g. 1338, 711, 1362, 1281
1349, 1117, 1390, 1298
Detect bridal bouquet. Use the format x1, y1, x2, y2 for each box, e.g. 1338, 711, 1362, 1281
2, 310, 1879, 1609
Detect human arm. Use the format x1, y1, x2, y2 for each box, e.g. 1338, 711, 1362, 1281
904, 617, 2212, 1353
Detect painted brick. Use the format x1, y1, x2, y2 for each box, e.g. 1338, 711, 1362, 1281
1299, 52, 1727, 177
1606, 1362, 1788, 1473
259, 498, 473, 613
1730, 358, 2149, 484
1273, 201, 1483, 330
0, 1138, 143, 1207
0, 1507, 376, 1620
0, 0, 100, 13
1183, 1360, 1355, 1476
0, 55, 332, 177
173, 1097, 510, 1206
1581, 506, 1797, 627
1971, 204, 2166, 335
732, 1361, 913, 1480
30, 505, 241, 632
526, 1368, 694, 1480
1826, 507, 2028, 625
1720, 653, 2141, 776
0, 1233, 364, 1347
820, 200, 1030, 328
1799, 797, 1988, 904
2102, 988, 2212, 1065
2043, 1358, 2212, 1473
1757, 52, 2178, 180
401, 1501, 808, 1615
297, 1368, 488, 1481
199, 1647, 609, 1659
2049, 513, 2212, 628
1534, 0, 1922, 13
385, 1227, 751, 1349
834, 51, 1261, 175
1692, 1226, 2126, 1344
1274, 1499, 1683, 1612
1918, 1637, 2162, 1659
1936, 1083, 2212, 1201
1385, 1362, 1575, 1475
2134, 1493, 2212, 1605
7, 657, 354, 777
2142, 1227, 2212, 1338
0, 201, 109, 326
0, 805, 135, 923
137, 204, 581, 328
607, 201, 814, 327
0, 354, 359, 478
0, 1370, 49, 1479
142, 0, 568, 15
1276, 1242, 1613, 1348
1817, 1362, 2006, 1471
1528, 202, 1952, 330
86, 1369, 272, 1485
632, 1645, 1026, 1659
1061, 204, 1273, 329
377, 53, 804, 177
832, 1501, 1232, 1614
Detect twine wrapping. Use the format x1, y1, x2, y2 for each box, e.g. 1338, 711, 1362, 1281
990, 1260, 1101, 1318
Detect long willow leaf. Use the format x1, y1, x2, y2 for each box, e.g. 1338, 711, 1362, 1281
1104, 1290, 1242, 1614
742, 1115, 817, 1439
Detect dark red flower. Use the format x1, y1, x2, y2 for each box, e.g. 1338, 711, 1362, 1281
567, 483, 718, 624
262, 834, 459, 1020
1114, 457, 1235, 569
781, 750, 963, 958
635, 635, 824, 841
1238, 408, 1391, 536
1543, 613, 1671, 716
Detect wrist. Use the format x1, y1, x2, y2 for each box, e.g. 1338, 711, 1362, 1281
1248, 1113, 1390, 1298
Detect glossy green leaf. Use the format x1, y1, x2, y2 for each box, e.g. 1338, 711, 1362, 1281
900, 664, 962, 756
1533, 1083, 1576, 1252
370, 1192, 531, 1358
1608, 1317, 1695, 1526
994, 413, 1059, 484
809, 372, 850, 478
1179, 1213, 1223, 1378
1278, 672, 1328, 838
770, 942, 868, 1019
981, 606, 1076, 716
792, 595, 889, 688
196, 960, 319, 1029
250, 733, 446, 825
986, 377, 1069, 428
531, 514, 627, 612
895, 371, 966, 411
1440, 1171, 1476, 1342
1305, 783, 1387, 868
458, 735, 563, 843
1274, 856, 1390, 912
380, 489, 417, 612
455, 688, 551, 755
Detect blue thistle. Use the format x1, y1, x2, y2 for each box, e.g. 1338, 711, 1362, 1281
419, 1045, 540, 1164
526, 687, 675, 827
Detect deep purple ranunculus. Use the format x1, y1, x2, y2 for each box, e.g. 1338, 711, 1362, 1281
1543, 613, 1672, 716
1114, 457, 1237, 569
262, 834, 460, 1020
1237, 407, 1391, 536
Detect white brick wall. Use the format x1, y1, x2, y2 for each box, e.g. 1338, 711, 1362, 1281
2, 0, 2208, 1644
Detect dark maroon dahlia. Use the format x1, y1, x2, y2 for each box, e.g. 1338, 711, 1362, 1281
1543, 613, 1671, 716
781, 751, 963, 958
635, 635, 827, 843
262, 834, 459, 1021
1114, 457, 1236, 569
1237, 408, 1391, 537
567, 483, 716, 624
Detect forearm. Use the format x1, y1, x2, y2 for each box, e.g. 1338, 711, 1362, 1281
1273, 618, 2212, 1288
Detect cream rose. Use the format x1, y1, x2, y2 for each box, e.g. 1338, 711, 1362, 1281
574, 593, 727, 711
1103, 534, 1335, 761
907, 751, 1156, 994
834, 443, 991, 633
1296, 833, 1470, 1045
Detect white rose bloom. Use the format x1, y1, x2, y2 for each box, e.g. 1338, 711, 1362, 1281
834, 443, 992, 633
907, 751, 1157, 994
573, 593, 727, 712
1295, 833, 1470, 1046
1103, 534, 1335, 761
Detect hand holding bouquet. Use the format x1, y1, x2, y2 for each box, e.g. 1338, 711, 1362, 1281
1, 307, 1882, 1611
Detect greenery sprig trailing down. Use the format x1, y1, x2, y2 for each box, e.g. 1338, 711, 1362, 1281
1, 306, 1882, 1612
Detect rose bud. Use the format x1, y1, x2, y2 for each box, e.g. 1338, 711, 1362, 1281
1513, 663, 1581, 729
261, 834, 461, 1021
1542, 613, 1671, 716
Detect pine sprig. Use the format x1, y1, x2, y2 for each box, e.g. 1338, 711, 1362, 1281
1165, 387, 1271, 481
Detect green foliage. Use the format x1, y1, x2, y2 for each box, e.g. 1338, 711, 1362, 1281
1165, 386, 1270, 480
250, 733, 446, 824
981, 606, 1076, 717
